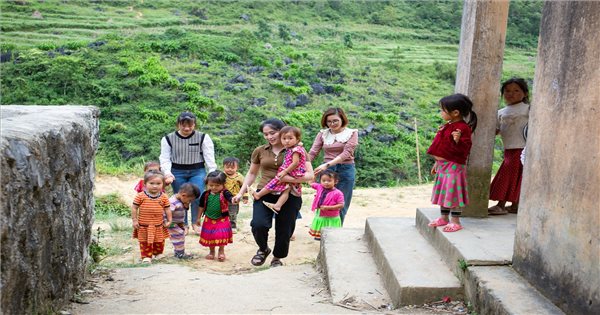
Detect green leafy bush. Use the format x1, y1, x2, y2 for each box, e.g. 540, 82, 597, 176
95, 194, 130, 217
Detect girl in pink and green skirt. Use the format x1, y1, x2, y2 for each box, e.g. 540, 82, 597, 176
196, 171, 234, 261
308, 170, 344, 240
426, 94, 478, 232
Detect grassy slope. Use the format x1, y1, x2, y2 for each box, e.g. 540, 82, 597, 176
0, 0, 540, 186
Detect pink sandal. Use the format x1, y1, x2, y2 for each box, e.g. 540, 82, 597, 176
428, 217, 449, 227
443, 223, 463, 232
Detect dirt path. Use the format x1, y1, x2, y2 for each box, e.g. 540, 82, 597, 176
71, 176, 435, 314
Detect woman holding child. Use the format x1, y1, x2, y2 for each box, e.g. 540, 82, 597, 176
309, 107, 358, 225
232, 118, 314, 267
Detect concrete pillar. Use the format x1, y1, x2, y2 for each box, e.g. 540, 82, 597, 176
454, 0, 509, 217
512, 2, 600, 314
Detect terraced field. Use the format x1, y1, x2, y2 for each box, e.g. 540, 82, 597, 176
1, 0, 539, 186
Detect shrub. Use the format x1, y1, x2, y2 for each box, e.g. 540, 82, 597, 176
89, 227, 107, 263
343, 33, 353, 49
65, 40, 87, 50
283, 63, 316, 81
278, 24, 291, 41
433, 61, 456, 84
37, 42, 57, 51
95, 193, 130, 217
255, 20, 271, 40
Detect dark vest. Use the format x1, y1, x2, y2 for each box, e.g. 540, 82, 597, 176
165, 131, 206, 170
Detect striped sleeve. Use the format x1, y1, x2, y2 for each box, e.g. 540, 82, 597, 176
160, 194, 170, 209
133, 193, 143, 206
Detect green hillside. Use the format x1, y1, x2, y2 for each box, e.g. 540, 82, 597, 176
0, 0, 541, 186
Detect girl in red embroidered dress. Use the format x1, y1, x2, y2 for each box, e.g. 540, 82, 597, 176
196, 171, 235, 261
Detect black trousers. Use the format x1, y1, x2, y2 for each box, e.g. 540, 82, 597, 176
250, 191, 302, 259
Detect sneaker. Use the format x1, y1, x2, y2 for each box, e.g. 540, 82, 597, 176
142, 257, 152, 264
175, 253, 194, 260
153, 254, 165, 260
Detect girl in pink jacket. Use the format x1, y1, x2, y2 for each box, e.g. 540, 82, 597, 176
308, 170, 344, 240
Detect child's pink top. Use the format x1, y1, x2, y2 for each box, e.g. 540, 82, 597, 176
265, 145, 307, 193
134, 179, 145, 193
310, 183, 344, 217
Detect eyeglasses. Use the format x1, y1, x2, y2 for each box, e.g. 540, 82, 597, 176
326, 119, 341, 125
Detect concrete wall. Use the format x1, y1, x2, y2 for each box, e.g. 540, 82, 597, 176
513, 2, 600, 314
455, 0, 509, 216
1, 106, 99, 314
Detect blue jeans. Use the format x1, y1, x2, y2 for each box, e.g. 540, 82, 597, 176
328, 163, 356, 225
171, 168, 206, 224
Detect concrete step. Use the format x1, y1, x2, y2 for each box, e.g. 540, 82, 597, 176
416, 208, 565, 314
416, 208, 515, 272
318, 228, 392, 310
364, 217, 463, 307
465, 266, 565, 315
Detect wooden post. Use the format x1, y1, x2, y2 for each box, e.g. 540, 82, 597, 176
414, 118, 422, 184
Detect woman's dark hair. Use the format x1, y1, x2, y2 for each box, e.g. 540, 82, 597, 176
204, 170, 227, 185
501, 77, 530, 104
280, 126, 302, 141
320, 107, 349, 128
320, 169, 339, 182
439, 93, 478, 132
178, 183, 201, 198
177, 111, 197, 125
259, 118, 286, 132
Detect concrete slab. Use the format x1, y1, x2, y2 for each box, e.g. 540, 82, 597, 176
319, 228, 392, 309
364, 217, 463, 307
465, 266, 565, 315
416, 208, 515, 270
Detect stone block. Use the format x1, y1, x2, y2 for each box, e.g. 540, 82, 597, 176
1, 105, 99, 314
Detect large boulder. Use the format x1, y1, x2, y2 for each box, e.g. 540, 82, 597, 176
0, 106, 99, 314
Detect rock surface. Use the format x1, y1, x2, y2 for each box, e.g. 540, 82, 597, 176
1, 105, 99, 314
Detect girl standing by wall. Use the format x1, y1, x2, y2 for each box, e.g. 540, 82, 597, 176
426, 94, 478, 232
488, 78, 530, 215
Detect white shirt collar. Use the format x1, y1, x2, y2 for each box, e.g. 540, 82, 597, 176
321, 128, 356, 145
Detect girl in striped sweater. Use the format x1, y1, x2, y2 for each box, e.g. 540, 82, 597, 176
131, 171, 172, 263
